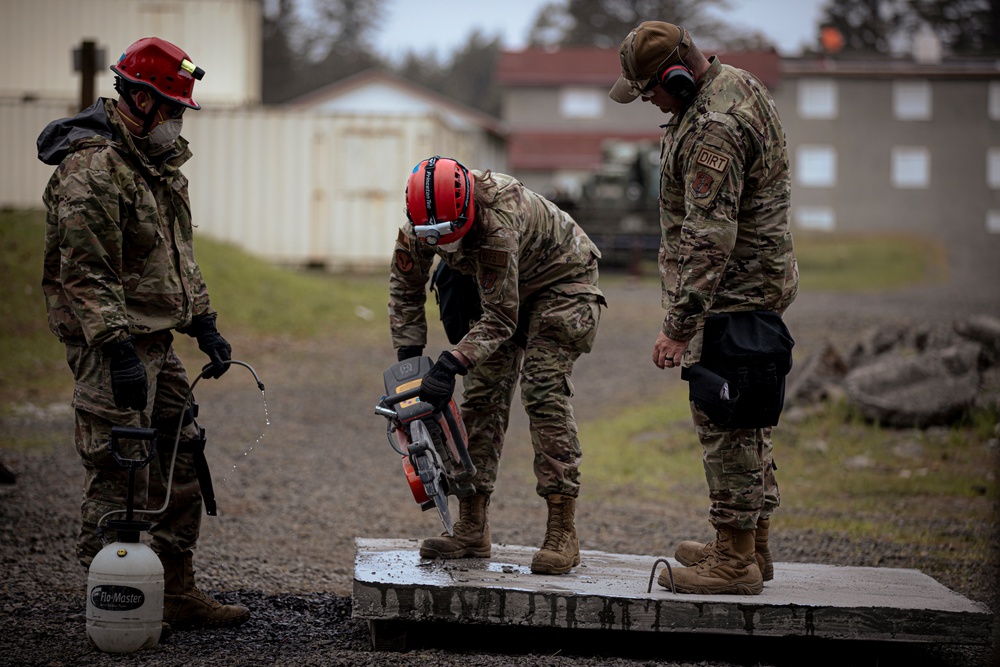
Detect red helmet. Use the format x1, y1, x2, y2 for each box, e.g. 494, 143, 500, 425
405, 156, 475, 246
111, 37, 204, 109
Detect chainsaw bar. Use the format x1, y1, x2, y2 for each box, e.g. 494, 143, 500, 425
409, 419, 453, 535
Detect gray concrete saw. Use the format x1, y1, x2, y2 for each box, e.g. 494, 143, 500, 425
375, 356, 477, 535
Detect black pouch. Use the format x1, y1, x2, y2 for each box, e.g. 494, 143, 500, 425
682, 364, 740, 426
692, 310, 794, 429
430, 261, 483, 345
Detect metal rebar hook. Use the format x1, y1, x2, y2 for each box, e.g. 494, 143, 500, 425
647, 557, 675, 594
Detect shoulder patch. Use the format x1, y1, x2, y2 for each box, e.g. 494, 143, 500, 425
479, 269, 499, 294
396, 228, 411, 250
691, 172, 714, 198
479, 247, 509, 267
394, 248, 415, 275
695, 146, 731, 174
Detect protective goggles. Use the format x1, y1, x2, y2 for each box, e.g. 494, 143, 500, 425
413, 219, 461, 246
159, 102, 187, 120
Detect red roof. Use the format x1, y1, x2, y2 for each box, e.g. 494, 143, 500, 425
497, 47, 624, 87
507, 131, 660, 170
497, 47, 782, 91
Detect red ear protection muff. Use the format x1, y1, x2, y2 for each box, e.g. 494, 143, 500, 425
659, 63, 696, 100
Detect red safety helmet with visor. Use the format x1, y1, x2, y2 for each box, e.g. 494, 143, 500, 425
405, 156, 475, 246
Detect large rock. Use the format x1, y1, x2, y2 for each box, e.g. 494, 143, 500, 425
844, 342, 982, 428
786, 342, 848, 406
954, 314, 1000, 366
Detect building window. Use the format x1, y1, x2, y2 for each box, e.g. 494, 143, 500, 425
559, 88, 603, 118
989, 149, 1000, 189
795, 206, 836, 231
795, 145, 837, 187
797, 79, 837, 119
989, 83, 1000, 120
988, 211, 1000, 233
893, 80, 931, 120
891, 147, 930, 189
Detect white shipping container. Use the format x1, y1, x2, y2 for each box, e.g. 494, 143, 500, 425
0, 0, 260, 108
4, 101, 493, 270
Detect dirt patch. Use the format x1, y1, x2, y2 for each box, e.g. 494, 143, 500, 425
1, 273, 998, 666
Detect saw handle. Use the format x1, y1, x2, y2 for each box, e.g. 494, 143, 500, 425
375, 386, 422, 419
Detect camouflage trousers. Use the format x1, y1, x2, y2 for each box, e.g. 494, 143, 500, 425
460, 290, 602, 498
65, 330, 205, 567
684, 329, 780, 531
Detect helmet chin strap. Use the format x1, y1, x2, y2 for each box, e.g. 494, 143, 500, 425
114, 78, 165, 136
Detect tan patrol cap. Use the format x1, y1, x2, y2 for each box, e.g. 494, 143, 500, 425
609, 21, 691, 104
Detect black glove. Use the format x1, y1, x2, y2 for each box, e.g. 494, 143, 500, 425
419, 351, 467, 410
107, 337, 148, 411
397, 346, 424, 362
182, 314, 232, 379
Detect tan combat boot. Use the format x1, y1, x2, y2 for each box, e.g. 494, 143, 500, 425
161, 551, 250, 629
674, 518, 773, 581
419, 493, 491, 559
530, 494, 580, 575
665, 525, 763, 595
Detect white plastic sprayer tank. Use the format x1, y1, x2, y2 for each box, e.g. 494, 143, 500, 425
86, 536, 163, 653
86, 425, 164, 653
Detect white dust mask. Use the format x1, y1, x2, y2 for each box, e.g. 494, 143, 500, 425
148, 119, 182, 147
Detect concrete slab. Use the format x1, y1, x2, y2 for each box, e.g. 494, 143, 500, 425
353, 538, 992, 646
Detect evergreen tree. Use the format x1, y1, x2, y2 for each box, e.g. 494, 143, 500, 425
816, 0, 999, 56
262, 0, 301, 103
261, 0, 386, 103
907, 0, 1000, 55
527, 0, 772, 50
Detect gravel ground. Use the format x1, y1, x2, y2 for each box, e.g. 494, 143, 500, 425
2, 249, 999, 666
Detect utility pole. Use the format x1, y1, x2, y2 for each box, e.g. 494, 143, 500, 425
74, 40, 100, 111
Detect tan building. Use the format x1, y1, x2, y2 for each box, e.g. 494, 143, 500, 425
495, 46, 1000, 257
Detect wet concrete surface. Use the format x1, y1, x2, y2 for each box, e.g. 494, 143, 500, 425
354, 538, 992, 646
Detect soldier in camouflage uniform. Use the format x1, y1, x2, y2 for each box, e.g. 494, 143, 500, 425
37, 37, 249, 629
388, 156, 605, 575
610, 22, 798, 595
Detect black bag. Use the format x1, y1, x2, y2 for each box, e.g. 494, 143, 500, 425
430, 261, 483, 345
683, 363, 740, 426
686, 311, 794, 429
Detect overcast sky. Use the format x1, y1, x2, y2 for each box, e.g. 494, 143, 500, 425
373, 0, 829, 62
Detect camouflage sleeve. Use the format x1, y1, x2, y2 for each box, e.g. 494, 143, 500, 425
188, 258, 213, 321
388, 226, 435, 350
453, 232, 519, 367
52, 154, 131, 347
664, 116, 745, 341
179, 175, 213, 321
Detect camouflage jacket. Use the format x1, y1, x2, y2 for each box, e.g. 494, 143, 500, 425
37, 98, 213, 347
658, 57, 798, 341
388, 171, 603, 367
